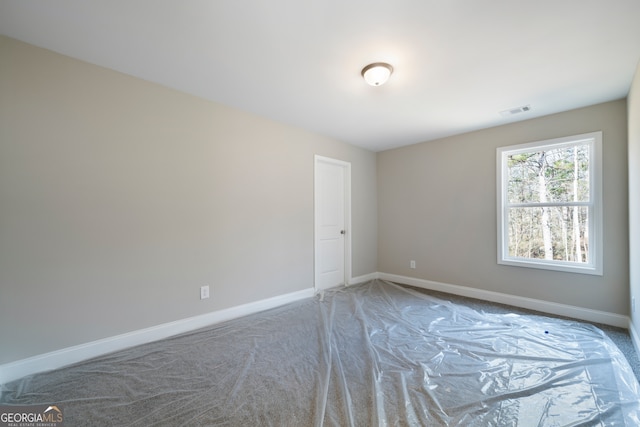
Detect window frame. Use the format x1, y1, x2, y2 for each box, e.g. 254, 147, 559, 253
496, 131, 603, 275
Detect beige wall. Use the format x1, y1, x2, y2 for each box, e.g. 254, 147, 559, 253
1, 33, 633, 366
629, 61, 640, 333
0, 36, 377, 364
378, 100, 629, 315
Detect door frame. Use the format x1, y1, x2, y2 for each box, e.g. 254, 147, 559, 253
314, 155, 352, 291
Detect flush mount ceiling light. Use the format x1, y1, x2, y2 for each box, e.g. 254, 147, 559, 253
361, 62, 393, 86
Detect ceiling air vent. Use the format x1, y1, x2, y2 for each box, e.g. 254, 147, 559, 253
500, 105, 531, 117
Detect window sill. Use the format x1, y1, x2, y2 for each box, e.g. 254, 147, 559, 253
498, 258, 602, 276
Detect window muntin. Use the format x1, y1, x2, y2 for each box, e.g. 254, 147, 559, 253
497, 132, 602, 275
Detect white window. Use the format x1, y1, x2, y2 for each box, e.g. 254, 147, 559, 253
497, 131, 602, 275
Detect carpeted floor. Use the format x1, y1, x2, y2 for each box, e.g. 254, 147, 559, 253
2, 279, 639, 425
410, 283, 640, 384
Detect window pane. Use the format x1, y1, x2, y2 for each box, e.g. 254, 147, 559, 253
507, 143, 590, 204
507, 206, 589, 263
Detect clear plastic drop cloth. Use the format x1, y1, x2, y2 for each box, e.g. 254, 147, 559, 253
2, 279, 640, 426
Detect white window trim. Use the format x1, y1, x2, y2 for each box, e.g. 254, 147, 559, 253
496, 131, 603, 275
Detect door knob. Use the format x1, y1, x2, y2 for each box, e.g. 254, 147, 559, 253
340, 230, 345, 235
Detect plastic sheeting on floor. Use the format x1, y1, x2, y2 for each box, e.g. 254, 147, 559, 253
2, 279, 640, 426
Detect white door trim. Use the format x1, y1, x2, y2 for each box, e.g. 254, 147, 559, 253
314, 155, 352, 291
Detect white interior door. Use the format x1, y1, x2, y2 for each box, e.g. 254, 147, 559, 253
314, 156, 351, 291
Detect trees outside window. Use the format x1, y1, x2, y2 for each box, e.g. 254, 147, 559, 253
497, 132, 602, 275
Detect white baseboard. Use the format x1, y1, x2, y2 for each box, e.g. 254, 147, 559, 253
2, 273, 629, 386
0, 287, 315, 385
349, 272, 380, 285
379, 272, 630, 329
629, 320, 640, 358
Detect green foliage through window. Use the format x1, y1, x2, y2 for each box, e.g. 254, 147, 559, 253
506, 144, 590, 262
497, 131, 602, 275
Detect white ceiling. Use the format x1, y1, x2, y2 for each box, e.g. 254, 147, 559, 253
1, 1, 640, 152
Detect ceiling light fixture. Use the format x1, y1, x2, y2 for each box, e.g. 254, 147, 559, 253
361, 62, 393, 86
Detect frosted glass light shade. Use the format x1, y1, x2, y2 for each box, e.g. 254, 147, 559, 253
361, 62, 393, 86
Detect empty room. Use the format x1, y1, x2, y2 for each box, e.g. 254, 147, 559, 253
2, 1, 640, 425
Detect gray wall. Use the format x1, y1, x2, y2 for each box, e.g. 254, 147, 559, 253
0, 36, 378, 364
1, 33, 633, 366
378, 100, 629, 315
630, 61, 640, 333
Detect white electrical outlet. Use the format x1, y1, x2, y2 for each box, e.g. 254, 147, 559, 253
410, 260, 416, 269
200, 285, 210, 300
